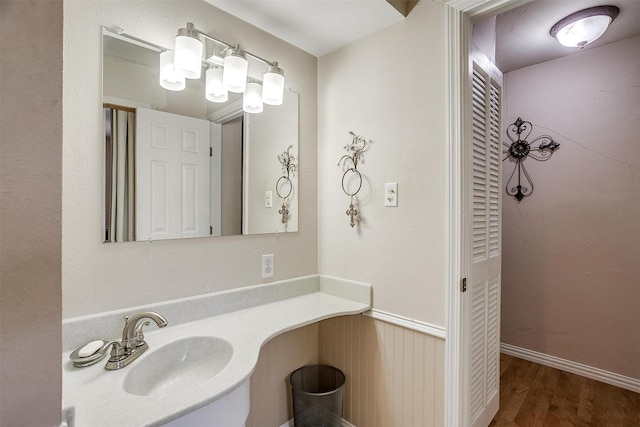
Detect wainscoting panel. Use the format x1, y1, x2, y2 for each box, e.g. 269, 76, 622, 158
245, 323, 319, 427
318, 315, 445, 427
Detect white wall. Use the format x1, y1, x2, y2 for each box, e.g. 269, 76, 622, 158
502, 35, 640, 380
318, 1, 448, 326
0, 1, 63, 425
63, 0, 318, 318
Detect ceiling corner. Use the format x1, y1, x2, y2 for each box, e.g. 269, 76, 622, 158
386, 0, 419, 17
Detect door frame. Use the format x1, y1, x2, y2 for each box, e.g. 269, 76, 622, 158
444, 0, 531, 425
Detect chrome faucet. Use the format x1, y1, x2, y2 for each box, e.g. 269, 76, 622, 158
105, 311, 168, 370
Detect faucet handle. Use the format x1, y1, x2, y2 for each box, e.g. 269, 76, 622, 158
133, 321, 151, 347
106, 340, 125, 362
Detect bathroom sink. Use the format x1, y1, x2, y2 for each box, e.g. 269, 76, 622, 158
123, 336, 233, 397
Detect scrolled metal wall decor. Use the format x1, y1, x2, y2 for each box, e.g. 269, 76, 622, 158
503, 117, 560, 201
338, 131, 368, 228
276, 145, 297, 224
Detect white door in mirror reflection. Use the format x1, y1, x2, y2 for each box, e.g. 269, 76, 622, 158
136, 108, 214, 240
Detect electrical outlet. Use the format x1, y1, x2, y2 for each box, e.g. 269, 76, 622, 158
385, 182, 398, 207
265, 191, 273, 208
262, 254, 274, 278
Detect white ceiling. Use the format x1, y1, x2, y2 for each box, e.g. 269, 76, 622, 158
495, 0, 640, 72
205, 0, 405, 57
205, 0, 640, 71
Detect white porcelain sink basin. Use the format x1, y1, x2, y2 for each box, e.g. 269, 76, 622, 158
123, 336, 233, 397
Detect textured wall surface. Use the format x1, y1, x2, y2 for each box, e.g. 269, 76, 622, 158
501, 35, 640, 380
319, 315, 445, 427
317, 1, 448, 326
0, 1, 63, 425
63, 0, 318, 318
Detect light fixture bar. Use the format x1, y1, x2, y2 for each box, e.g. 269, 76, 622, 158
102, 27, 164, 53
192, 27, 277, 67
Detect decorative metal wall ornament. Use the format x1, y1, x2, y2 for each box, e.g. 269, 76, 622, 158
338, 131, 368, 228
503, 117, 560, 201
276, 145, 297, 224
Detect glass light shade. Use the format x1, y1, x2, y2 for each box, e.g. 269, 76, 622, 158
174, 33, 203, 79
550, 6, 619, 48
555, 15, 612, 47
223, 48, 248, 93
159, 51, 185, 91
262, 64, 285, 106
205, 67, 228, 103
243, 81, 263, 114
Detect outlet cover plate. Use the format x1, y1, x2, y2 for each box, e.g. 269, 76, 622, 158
385, 182, 398, 207
262, 254, 274, 278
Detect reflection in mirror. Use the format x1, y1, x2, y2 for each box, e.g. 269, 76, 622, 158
102, 29, 298, 242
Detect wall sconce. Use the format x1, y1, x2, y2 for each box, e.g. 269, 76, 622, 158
160, 22, 285, 113
550, 5, 619, 48
503, 117, 560, 201
276, 145, 297, 224
338, 131, 368, 228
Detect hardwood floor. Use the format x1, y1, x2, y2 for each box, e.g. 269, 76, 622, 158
489, 353, 640, 426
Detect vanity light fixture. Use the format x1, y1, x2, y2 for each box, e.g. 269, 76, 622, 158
262, 63, 285, 106
223, 46, 249, 93
159, 51, 186, 91
205, 67, 228, 103
162, 22, 286, 114
243, 80, 264, 114
174, 23, 204, 79
550, 5, 619, 48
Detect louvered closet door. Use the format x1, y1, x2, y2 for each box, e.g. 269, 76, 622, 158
467, 56, 502, 427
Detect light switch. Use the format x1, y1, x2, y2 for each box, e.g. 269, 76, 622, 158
385, 183, 398, 207
265, 191, 273, 208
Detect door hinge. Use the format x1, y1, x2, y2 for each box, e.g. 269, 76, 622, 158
461, 277, 467, 292
210, 226, 213, 235
210, 146, 213, 157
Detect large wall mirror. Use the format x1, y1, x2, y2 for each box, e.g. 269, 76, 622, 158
102, 28, 299, 242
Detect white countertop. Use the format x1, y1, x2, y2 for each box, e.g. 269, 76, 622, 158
62, 276, 371, 427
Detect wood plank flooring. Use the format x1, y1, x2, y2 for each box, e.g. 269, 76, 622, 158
489, 353, 640, 426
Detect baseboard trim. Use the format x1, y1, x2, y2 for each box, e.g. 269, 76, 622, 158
501, 343, 640, 394
363, 309, 447, 339
279, 419, 355, 427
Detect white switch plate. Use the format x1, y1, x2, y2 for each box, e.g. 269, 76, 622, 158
262, 254, 274, 278
385, 182, 398, 207
265, 191, 273, 208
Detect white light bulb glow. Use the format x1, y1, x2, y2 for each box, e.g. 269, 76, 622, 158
243, 82, 263, 114
551, 6, 619, 49
555, 15, 612, 47
223, 50, 248, 93
174, 35, 203, 79
205, 67, 228, 103
159, 51, 185, 91
262, 66, 285, 106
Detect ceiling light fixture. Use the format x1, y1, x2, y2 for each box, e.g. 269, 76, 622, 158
161, 22, 286, 114
550, 5, 619, 48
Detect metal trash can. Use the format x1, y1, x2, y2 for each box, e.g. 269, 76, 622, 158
289, 364, 345, 427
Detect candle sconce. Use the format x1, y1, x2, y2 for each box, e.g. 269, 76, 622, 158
503, 117, 560, 201
338, 131, 368, 228
276, 145, 297, 224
